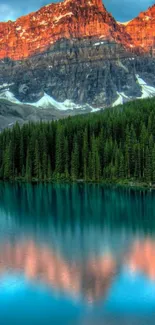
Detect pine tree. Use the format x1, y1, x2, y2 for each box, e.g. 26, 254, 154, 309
34, 140, 40, 180
125, 125, 131, 178
91, 135, 101, 181
119, 153, 125, 179
64, 137, 69, 179
98, 128, 105, 177
83, 127, 89, 181
19, 134, 24, 176
140, 124, 147, 178
152, 145, 155, 183
3, 142, 12, 179
145, 146, 152, 183
71, 138, 79, 181
47, 156, 52, 181
25, 147, 32, 181
55, 124, 65, 176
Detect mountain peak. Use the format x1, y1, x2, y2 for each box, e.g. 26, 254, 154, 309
0, 0, 133, 60
146, 3, 155, 14
64, 0, 103, 8
124, 3, 155, 52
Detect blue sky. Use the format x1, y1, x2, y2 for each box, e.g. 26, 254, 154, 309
0, 0, 154, 22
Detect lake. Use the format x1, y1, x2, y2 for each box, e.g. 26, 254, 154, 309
0, 183, 155, 325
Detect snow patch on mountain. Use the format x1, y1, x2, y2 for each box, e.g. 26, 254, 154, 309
113, 76, 155, 107
0, 90, 99, 113
118, 20, 132, 26
93, 41, 105, 46
0, 90, 20, 104
0, 83, 14, 89
112, 92, 130, 107
30, 93, 81, 110
30, 93, 99, 112
91, 107, 101, 112
1, 76, 155, 112
144, 16, 151, 21
53, 12, 73, 24
136, 75, 155, 99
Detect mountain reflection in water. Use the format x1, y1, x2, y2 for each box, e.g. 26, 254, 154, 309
0, 238, 155, 304
0, 183, 155, 323
0, 240, 117, 302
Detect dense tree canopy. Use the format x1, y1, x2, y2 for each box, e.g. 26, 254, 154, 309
1, 97, 155, 184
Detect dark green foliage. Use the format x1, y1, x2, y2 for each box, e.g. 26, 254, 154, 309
1, 97, 155, 184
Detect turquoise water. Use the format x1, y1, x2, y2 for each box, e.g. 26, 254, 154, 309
0, 183, 155, 324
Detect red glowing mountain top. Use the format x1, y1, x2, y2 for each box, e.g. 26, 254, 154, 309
124, 4, 155, 51
0, 0, 134, 60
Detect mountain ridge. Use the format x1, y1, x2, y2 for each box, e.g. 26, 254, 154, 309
0, 0, 142, 60
0, 1, 154, 61
124, 4, 155, 53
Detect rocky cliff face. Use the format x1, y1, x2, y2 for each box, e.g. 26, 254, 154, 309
1, 38, 155, 109
0, 0, 134, 60
124, 4, 155, 53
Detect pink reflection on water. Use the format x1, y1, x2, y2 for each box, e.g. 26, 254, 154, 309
126, 238, 155, 281
0, 240, 117, 302
1, 237, 155, 303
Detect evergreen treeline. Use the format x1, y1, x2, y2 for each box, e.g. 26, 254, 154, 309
1, 97, 155, 184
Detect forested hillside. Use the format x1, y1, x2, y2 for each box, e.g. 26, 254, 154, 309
1, 98, 155, 185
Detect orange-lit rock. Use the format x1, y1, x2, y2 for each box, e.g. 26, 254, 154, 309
124, 4, 155, 53
0, 0, 134, 60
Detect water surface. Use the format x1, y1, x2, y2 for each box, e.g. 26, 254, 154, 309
0, 183, 155, 324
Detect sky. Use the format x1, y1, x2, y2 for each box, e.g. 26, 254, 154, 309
0, 0, 154, 22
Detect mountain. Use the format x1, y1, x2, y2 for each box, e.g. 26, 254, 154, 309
0, 0, 155, 123
0, 0, 134, 60
0, 96, 97, 131
124, 4, 155, 53
0, 98, 59, 131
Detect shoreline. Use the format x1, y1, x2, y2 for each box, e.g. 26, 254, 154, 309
1, 178, 155, 191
